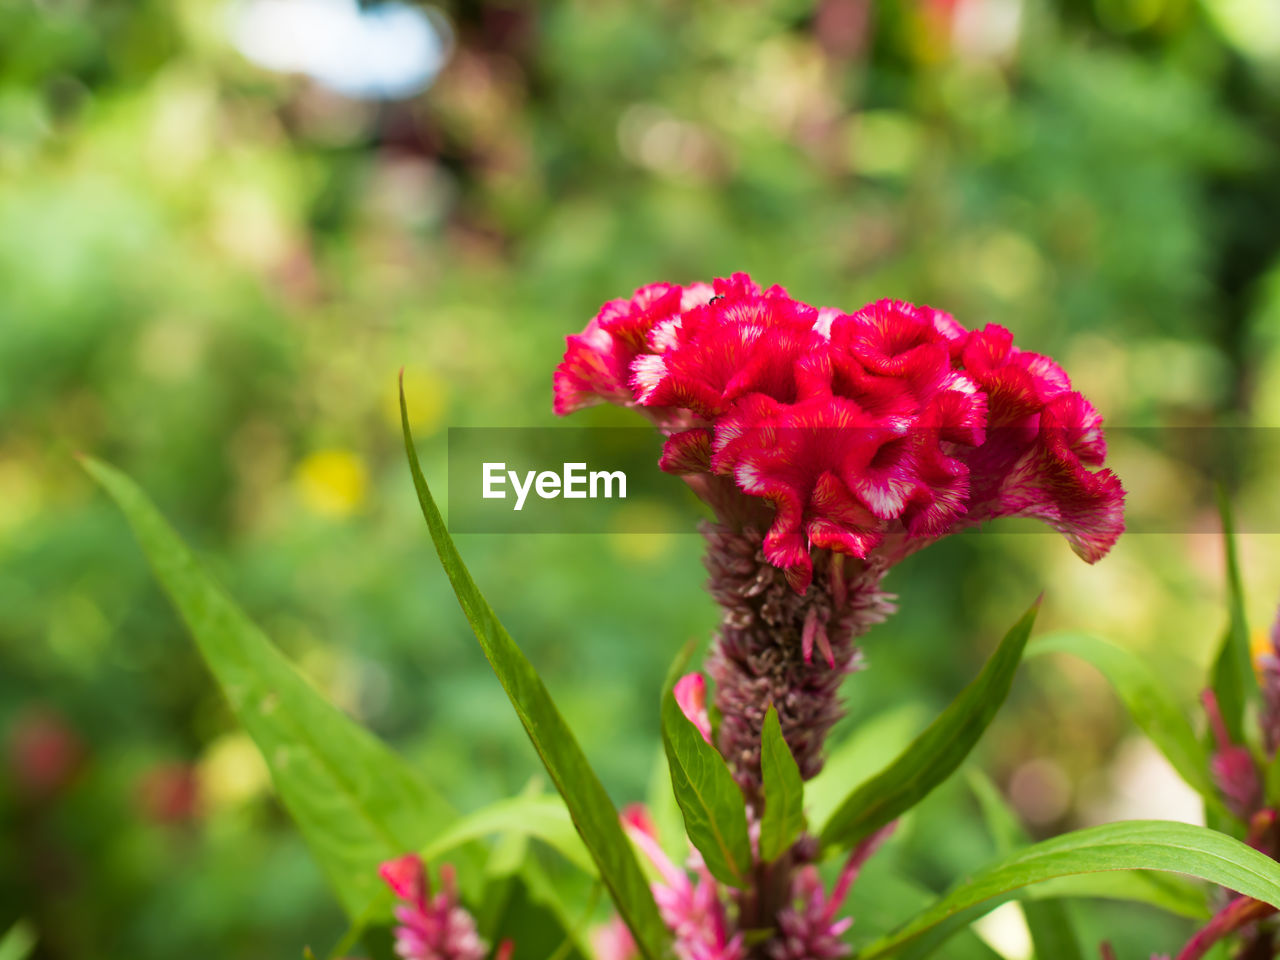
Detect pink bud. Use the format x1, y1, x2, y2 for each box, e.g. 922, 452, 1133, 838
379, 853, 425, 905
1202, 690, 1262, 819
674, 673, 712, 745
590, 917, 638, 960
621, 802, 657, 837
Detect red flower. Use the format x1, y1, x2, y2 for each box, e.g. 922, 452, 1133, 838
632, 279, 820, 415
553, 275, 1125, 593
956, 324, 1124, 563
553, 281, 712, 416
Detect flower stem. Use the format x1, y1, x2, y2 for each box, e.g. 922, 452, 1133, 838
1175, 896, 1276, 960
702, 523, 894, 799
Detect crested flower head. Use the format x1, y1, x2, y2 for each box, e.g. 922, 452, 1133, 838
379, 854, 497, 960
553, 281, 713, 417
555, 274, 1125, 593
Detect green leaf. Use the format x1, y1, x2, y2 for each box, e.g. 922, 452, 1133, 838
966, 769, 1025, 854
1211, 487, 1255, 744
524, 870, 603, 960
471, 780, 591, 960
848, 859, 1003, 960
645, 746, 685, 863
482, 871, 589, 960
399, 385, 671, 960
0, 922, 36, 960
1019, 900, 1081, 960
1027, 632, 1220, 809
859, 820, 1280, 960
1267, 753, 1280, 808
1027, 872, 1209, 919
966, 767, 1211, 937
759, 704, 806, 863
967, 770, 1083, 960
420, 794, 593, 874
661, 669, 753, 887
83, 457, 454, 920
819, 599, 1040, 852
806, 703, 929, 830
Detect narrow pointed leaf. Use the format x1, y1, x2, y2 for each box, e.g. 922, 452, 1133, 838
399, 386, 670, 960
645, 747, 685, 862
661, 678, 753, 887
806, 704, 929, 830
967, 770, 1083, 960
1211, 488, 1255, 743
420, 794, 593, 874
966, 769, 1024, 854
84, 457, 454, 920
1027, 872, 1209, 919
480, 847, 589, 960
859, 820, 1280, 960
849, 860, 1003, 960
1028, 632, 1220, 810
0, 922, 36, 960
967, 769, 1210, 919
819, 599, 1040, 852
474, 783, 591, 960
759, 704, 805, 863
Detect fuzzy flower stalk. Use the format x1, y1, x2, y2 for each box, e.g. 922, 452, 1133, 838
555, 274, 1124, 952
556, 274, 1124, 793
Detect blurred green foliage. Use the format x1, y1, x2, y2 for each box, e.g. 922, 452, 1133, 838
3, 0, 1280, 957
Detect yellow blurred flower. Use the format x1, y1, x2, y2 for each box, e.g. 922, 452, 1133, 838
0, 456, 42, 540
385, 367, 447, 432
1252, 626, 1274, 674
294, 448, 368, 517
197, 732, 270, 811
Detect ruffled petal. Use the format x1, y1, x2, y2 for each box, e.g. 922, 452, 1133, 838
556, 280, 1125, 591
552, 281, 710, 414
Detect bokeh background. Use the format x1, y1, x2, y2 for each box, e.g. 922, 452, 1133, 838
4, 0, 1280, 957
